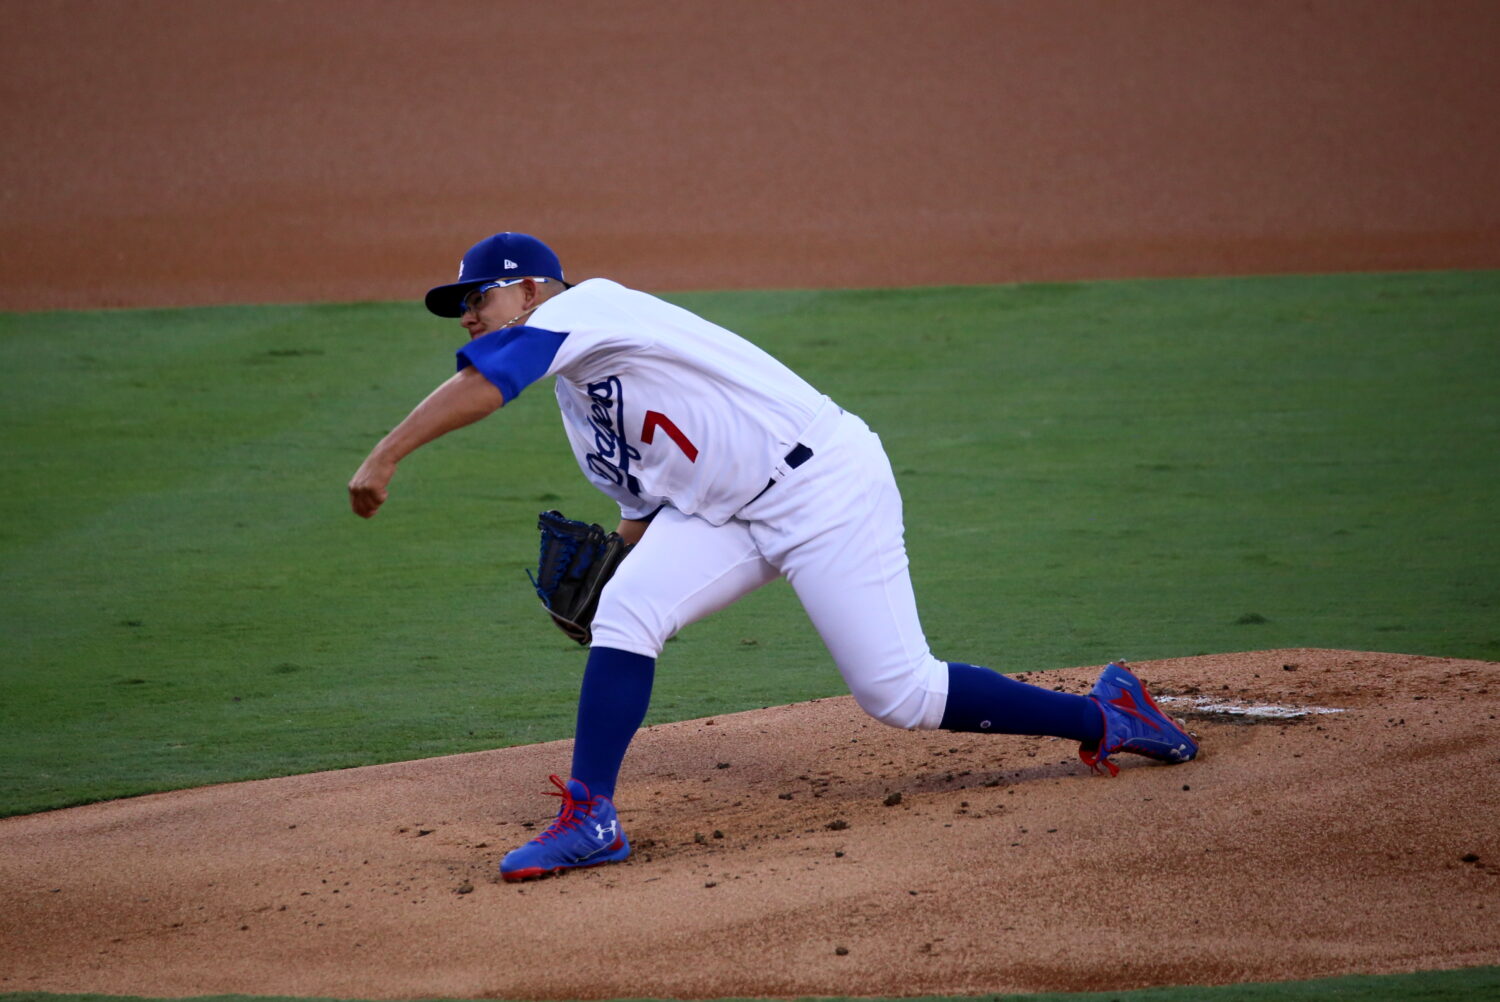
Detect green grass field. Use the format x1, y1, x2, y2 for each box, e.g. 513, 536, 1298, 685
2, 963, 1498, 1002
2, 270, 1498, 1002
3, 271, 1497, 819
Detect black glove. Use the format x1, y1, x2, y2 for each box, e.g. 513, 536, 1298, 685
526, 510, 631, 645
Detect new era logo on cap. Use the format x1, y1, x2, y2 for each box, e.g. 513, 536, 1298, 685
456, 255, 528, 282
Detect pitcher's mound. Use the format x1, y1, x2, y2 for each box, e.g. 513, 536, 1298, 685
2, 648, 1496, 999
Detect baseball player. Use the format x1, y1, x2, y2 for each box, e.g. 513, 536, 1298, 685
348, 232, 1198, 882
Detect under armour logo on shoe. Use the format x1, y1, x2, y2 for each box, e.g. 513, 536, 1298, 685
595, 820, 617, 841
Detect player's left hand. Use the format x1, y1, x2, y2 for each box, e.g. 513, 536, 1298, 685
529, 511, 633, 645
348, 455, 396, 518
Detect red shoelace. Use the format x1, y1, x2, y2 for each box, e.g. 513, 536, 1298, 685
534, 774, 594, 842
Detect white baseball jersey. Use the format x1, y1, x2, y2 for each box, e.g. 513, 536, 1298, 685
461, 278, 830, 525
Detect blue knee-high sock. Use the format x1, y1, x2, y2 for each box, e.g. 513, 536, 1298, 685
569, 646, 655, 799
940, 662, 1103, 742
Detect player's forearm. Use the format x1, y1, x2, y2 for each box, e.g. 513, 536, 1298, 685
616, 518, 649, 546
368, 368, 505, 464
348, 369, 505, 518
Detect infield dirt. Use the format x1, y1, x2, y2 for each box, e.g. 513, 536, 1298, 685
3, 1, 1499, 998
2, 650, 1498, 997
2, 1, 1498, 311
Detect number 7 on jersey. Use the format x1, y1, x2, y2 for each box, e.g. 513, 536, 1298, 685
640, 410, 698, 462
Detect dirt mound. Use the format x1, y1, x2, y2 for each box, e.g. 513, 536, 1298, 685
1, 649, 1495, 998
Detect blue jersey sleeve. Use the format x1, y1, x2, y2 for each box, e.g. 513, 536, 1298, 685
455, 325, 568, 404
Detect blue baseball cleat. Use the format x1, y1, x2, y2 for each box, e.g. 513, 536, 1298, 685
500, 775, 631, 882
1079, 661, 1199, 776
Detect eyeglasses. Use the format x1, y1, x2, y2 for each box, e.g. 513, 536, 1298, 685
460, 277, 550, 314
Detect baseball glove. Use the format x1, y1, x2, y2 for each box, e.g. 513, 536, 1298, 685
526, 510, 631, 645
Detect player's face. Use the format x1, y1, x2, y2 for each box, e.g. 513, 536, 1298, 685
459, 280, 529, 338
459, 278, 553, 338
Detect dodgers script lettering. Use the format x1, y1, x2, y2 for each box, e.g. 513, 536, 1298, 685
585, 376, 644, 496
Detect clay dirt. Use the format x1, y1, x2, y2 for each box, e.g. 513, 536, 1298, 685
2, 650, 1497, 998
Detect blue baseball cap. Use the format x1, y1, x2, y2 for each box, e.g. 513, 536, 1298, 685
424, 232, 567, 317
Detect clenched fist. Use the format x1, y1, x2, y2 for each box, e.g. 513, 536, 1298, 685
348, 454, 397, 518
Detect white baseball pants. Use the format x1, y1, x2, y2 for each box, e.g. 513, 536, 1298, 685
590, 405, 950, 730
